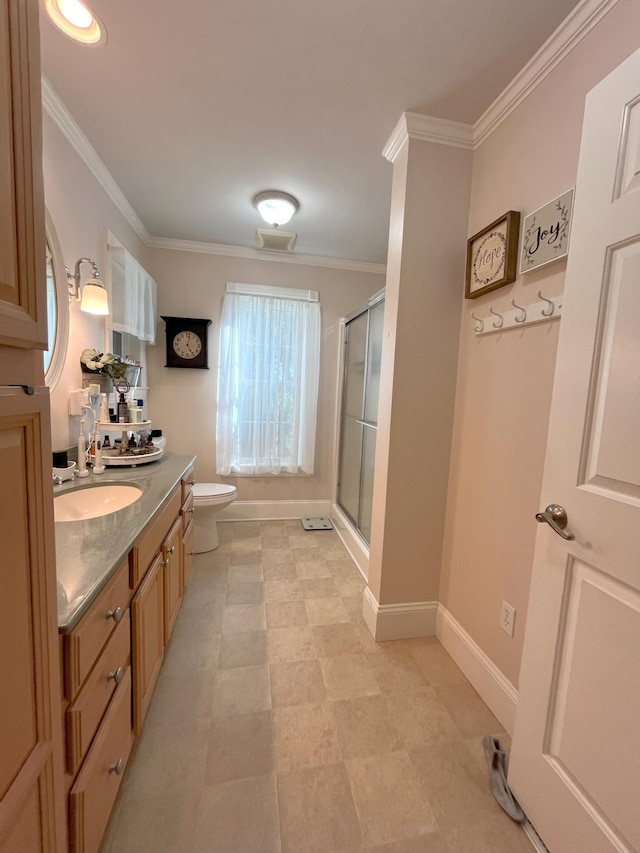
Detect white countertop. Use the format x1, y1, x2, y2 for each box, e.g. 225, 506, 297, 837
54, 452, 195, 633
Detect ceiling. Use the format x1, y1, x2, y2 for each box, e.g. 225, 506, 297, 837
40, 0, 582, 266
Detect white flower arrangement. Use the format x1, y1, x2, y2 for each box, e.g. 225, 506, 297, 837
80, 348, 127, 380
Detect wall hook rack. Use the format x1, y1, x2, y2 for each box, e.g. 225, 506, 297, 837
471, 292, 562, 336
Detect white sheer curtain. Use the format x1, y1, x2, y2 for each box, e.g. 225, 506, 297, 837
216, 286, 320, 476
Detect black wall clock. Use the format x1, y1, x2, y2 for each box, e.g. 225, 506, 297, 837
161, 316, 212, 369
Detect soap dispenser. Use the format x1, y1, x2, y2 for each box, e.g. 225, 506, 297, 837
117, 391, 128, 423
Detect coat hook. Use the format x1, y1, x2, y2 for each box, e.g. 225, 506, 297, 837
471, 312, 484, 332
489, 306, 503, 328
511, 299, 527, 323
537, 290, 555, 317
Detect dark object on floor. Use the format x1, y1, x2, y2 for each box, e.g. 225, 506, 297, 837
482, 736, 526, 823
301, 517, 334, 530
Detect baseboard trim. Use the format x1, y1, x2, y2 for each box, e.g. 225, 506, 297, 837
362, 587, 438, 641
217, 499, 332, 521
436, 604, 518, 735
331, 504, 369, 580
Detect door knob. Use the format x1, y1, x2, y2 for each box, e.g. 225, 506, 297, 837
535, 503, 575, 540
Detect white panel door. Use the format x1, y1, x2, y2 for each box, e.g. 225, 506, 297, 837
508, 47, 640, 853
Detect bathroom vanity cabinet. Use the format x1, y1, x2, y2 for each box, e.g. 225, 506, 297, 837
56, 458, 196, 851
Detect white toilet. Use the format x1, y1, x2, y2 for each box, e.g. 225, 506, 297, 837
192, 483, 237, 553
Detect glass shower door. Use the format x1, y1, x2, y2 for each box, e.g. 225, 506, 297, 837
337, 294, 384, 545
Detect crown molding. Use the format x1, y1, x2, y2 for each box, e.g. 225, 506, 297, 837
473, 0, 619, 145
41, 76, 151, 244
383, 0, 619, 158
383, 112, 474, 162
147, 236, 386, 275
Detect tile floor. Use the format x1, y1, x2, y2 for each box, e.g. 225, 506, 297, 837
102, 520, 534, 853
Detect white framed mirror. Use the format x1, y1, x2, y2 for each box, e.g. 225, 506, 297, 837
44, 208, 69, 388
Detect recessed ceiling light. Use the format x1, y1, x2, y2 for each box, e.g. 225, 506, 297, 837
43, 0, 106, 45
253, 191, 299, 228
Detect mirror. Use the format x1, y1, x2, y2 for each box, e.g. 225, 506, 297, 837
44, 209, 69, 388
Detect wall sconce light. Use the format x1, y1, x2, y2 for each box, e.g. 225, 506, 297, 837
67, 258, 109, 315
253, 191, 299, 227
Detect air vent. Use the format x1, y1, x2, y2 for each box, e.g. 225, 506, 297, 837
255, 229, 297, 252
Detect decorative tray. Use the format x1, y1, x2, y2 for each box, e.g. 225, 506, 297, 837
89, 446, 164, 467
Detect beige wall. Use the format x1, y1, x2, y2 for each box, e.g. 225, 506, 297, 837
144, 249, 382, 495
42, 111, 382, 491
439, 0, 640, 688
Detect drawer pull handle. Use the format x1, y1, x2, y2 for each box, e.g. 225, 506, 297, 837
188, 479, 195, 485
168, 545, 176, 554
108, 758, 125, 775
107, 667, 125, 684
187, 508, 195, 514
106, 606, 123, 623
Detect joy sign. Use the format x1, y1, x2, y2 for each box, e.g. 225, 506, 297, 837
520, 189, 574, 274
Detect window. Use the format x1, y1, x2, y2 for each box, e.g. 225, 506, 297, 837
216, 283, 321, 475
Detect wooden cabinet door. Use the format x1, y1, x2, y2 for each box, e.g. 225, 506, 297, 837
182, 518, 194, 587
131, 553, 164, 734
0, 387, 65, 852
0, 0, 47, 354
162, 517, 183, 644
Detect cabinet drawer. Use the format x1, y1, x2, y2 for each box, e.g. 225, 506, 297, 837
63, 558, 130, 699
130, 486, 181, 588
68, 669, 133, 853
65, 610, 130, 775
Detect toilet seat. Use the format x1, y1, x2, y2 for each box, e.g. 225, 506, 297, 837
192, 482, 237, 507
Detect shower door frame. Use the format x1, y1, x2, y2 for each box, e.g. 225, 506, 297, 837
334, 288, 385, 561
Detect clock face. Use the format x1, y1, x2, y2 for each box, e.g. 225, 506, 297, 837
173, 330, 203, 360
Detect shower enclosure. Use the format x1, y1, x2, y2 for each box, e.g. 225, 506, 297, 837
336, 289, 384, 548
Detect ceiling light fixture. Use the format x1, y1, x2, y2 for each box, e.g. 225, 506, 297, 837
43, 0, 106, 45
253, 191, 299, 228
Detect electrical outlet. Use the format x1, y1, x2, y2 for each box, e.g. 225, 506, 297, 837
500, 600, 516, 637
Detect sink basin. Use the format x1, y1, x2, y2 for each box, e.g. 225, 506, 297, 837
54, 484, 143, 522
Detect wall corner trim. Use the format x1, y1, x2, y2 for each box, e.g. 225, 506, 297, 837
382, 112, 474, 162
362, 587, 438, 640
436, 604, 518, 735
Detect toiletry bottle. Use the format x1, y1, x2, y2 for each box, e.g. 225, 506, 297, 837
137, 399, 144, 421
117, 391, 128, 423
102, 435, 111, 449
99, 393, 109, 422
